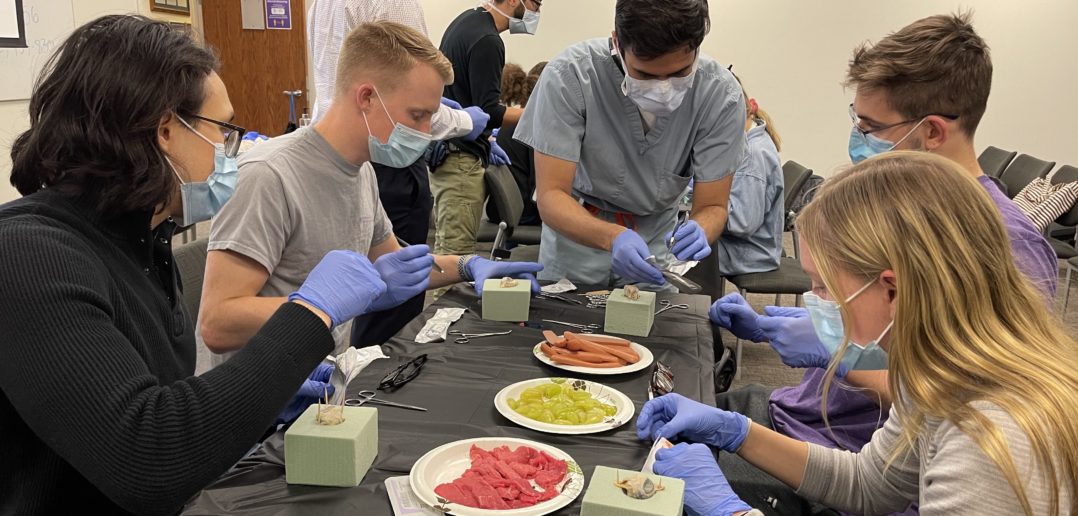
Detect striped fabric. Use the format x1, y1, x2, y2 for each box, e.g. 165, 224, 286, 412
1012, 177, 1078, 232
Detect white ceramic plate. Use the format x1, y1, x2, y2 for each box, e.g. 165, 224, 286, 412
409, 437, 585, 516
494, 378, 635, 435
532, 335, 654, 375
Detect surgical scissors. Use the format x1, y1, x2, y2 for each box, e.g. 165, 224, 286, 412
541, 319, 601, 333
448, 330, 513, 343
655, 299, 690, 315
344, 390, 428, 411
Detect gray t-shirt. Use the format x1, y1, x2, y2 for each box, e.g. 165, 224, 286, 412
202, 127, 392, 359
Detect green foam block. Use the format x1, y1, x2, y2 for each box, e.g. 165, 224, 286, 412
481, 278, 532, 322
603, 288, 656, 337
581, 466, 685, 516
284, 404, 378, 487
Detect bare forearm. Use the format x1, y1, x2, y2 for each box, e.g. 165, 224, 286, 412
200, 296, 288, 352
428, 255, 466, 289
843, 370, 892, 410
737, 422, 811, 489
691, 203, 729, 243
537, 190, 624, 251
501, 106, 523, 127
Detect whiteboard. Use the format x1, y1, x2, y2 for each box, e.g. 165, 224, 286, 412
0, 0, 74, 101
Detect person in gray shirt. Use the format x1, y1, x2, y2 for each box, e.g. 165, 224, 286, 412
198, 22, 542, 362
637, 153, 1078, 515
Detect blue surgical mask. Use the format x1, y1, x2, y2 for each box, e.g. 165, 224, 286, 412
848, 119, 925, 164
486, 1, 540, 35
170, 118, 239, 227
803, 280, 893, 371
363, 86, 433, 168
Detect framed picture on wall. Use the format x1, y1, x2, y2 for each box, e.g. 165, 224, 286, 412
151, 0, 191, 15
0, 0, 27, 48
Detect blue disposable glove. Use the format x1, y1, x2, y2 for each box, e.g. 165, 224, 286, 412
654, 443, 753, 516
369, 244, 435, 312
289, 250, 387, 327
611, 230, 665, 285
665, 220, 711, 261
277, 363, 335, 424
636, 393, 750, 453
488, 134, 511, 166
440, 97, 462, 109
466, 257, 544, 295
462, 107, 490, 141
759, 306, 847, 377
708, 293, 766, 342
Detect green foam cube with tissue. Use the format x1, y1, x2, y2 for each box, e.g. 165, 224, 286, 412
581, 466, 685, 516
603, 288, 656, 337
481, 278, 531, 322
284, 404, 378, 487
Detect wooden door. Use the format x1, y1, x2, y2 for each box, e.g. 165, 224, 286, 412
201, 0, 307, 137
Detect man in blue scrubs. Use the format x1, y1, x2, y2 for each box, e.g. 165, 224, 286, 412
515, 0, 745, 289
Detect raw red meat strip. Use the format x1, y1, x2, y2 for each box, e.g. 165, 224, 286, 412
433, 445, 569, 510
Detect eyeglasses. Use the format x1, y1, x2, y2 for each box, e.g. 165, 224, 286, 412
183, 113, 247, 159
649, 361, 673, 400
378, 354, 427, 390
848, 103, 958, 140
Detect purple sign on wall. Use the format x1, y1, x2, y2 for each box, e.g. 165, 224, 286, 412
265, 0, 291, 30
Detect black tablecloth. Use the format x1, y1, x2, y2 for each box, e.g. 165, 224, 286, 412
183, 285, 718, 515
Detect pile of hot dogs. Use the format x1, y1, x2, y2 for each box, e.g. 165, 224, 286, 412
538, 330, 640, 368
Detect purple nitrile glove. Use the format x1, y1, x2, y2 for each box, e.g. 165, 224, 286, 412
636, 393, 750, 453
611, 229, 665, 285
277, 363, 335, 424
708, 293, 766, 342
462, 107, 490, 141
665, 220, 711, 261
488, 135, 511, 166
440, 97, 462, 109
369, 244, 434, 312
289, 251, 387, 327
654, 443, 754, 516
759, 306, 847, 377
466, 256, 544, 295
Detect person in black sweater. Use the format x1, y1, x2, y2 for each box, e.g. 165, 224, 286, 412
0, 15, 389, 515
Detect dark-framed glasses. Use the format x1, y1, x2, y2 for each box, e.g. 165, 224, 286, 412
649, 361, 674, 399
378, 354, 428, 391
847, 103, 958, 143
183, 113, 247, 159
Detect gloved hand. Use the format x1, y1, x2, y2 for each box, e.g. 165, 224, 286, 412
466, 257, 544, 295
462, 107, 490, 141
427, 140, 448, 169
369, 244, 435, 312
289, 250, 387, 327
759, 306, 846, 376
708, 293, 765, 342
665, 219, 711, 261
611, 229, 665, 285
636, 393, 750, 453
488, 133, 511, 166
654, 443, 753, 516
277, 363, 335, 424
440, 97, 462, 109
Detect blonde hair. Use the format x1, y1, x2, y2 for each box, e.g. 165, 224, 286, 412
730, 72, 781, 152
335, 21, 453, 99
799, 151, 1078, 515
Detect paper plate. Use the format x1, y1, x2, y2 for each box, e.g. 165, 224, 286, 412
532, 335, 653, 375
494, 378, 635, 435
409, 437, 585, 516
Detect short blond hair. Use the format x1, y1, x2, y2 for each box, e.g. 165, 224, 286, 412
335, 21, 453, 99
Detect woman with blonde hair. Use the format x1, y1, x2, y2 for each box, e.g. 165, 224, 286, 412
637, 152, 1078, 515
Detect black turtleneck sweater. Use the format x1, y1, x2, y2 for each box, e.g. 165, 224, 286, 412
0, 190, 334, 515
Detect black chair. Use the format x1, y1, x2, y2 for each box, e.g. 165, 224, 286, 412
978, 146, 1017, 178
782, 160, 813, 214
999, 154, 1055, 199
481, 165, 540, 260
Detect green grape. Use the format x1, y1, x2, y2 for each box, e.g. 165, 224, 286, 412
602, 404, 617, 416
568, 390, 591, 401
550, 377, 567, 384
542, 384, 562, 398
553, 418, 573, 425
507, 398, 518, 410
520, 389, 541, 401
585, 415, 603, 424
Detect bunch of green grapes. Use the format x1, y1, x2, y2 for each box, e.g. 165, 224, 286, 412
507, 380, 617, 425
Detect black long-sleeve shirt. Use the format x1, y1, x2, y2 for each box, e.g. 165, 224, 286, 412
0, 190, 334, 515
440, 7, 508, 163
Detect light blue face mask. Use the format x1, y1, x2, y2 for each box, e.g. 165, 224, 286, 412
803, 280, 893, 371
171, 118, 239, 227
486, 1, 541, 35
847, 118, 925, 164
363, 86, 433, 168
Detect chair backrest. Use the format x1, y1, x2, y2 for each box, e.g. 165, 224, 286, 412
978, 146, 1017, 178
1050, 165, 1078, 227
484, 164, 524, 231
781, 160, 813, 213
1000, 154, 1055, 199
174, 238, 209, 322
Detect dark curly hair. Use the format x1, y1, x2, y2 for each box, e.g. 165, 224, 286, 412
9, 15, 219, 217
501, 61, 548, 108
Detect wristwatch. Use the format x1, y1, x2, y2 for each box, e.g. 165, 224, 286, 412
457, 254, 479, 281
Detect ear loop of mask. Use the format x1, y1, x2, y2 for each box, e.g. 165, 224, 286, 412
361, 85, 397, 144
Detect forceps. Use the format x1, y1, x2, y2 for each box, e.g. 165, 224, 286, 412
448, 330, 513, 343
541, 319, 601, 333
655, 299, 690, 315
345, 390, 428, 411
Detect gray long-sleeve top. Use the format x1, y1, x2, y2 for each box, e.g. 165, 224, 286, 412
796, 400, 1072, 515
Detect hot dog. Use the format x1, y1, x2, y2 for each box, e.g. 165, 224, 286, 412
565, 334, 639, 364
579, 334, 632, 347
543, 330, 566, 347
549, 354, 623, 368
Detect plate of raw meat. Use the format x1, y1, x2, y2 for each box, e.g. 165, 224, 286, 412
409, 437, 584, 515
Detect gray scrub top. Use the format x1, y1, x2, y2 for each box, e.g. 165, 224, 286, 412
514, 37, 746, 217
